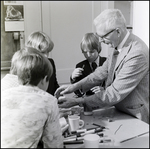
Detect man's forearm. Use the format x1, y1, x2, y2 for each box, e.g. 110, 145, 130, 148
72, 76, 88, 92
74, 97, 85, 104
73, 75, 96, 93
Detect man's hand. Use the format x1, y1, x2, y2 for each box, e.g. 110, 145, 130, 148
54, 84, 75, 99
71, 68, 84, 80
58, 96, 79, 108
54, 85, 70, 99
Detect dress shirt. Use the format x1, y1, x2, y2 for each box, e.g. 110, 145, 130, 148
117, 31, 130, 53
91, 62, 97, 71
89, 56, 99, 71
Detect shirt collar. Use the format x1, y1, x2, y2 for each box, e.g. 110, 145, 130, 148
117, 31, 130, 53
95, 56, 99, 65
89, 56, 99, 66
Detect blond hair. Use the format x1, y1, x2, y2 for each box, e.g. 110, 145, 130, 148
80, 33, 101, 53
25, 31, 54, 55
13, 47, 53, 85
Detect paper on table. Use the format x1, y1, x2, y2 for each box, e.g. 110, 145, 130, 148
92, 107, 149, 143
110, 118, 149, 142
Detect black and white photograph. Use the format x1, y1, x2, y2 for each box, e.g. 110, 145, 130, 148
1, 1, 149, 148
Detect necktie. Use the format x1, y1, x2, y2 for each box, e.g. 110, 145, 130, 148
113, 49, 119, 55
91, 62, 97, 71
105, 48, 119, 87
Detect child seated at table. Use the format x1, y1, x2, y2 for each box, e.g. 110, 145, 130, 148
70, 33, 106, 97
1, 47, 63, 148
1, 47, 30, 91
25, 31, 60, 95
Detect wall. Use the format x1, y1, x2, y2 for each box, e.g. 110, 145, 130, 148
132, 1, 149, 47
24, 1, 42, 42
114, 1, 132, 25
42, 1, 115, 84
24, 1, 114, 84
46, 1, 94, 84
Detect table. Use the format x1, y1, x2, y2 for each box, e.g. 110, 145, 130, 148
64, 106, 149, 148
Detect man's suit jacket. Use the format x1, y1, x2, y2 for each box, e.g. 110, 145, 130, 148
47, 58, 59, 95
75, 33, 149, 124
70, 56, 106, 97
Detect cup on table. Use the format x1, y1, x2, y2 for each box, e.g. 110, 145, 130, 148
68, 115, 84, 132
84, 134, 100, 148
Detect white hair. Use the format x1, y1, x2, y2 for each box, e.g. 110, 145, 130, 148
94, 9, 127, 32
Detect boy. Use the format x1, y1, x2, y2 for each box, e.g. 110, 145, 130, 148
1, 47, 63, 148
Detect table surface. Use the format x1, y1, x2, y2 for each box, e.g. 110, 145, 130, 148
64, 106, 149, 148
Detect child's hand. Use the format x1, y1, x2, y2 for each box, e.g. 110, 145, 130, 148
90, 86, 104, 94
71, 68, 84, 80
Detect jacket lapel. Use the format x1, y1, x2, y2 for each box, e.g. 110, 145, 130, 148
85, 60, 93, 74
106, 34, 134, 86
114, 35, 133, 71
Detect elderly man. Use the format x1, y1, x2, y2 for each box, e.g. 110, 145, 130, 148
55, 9, 149, 124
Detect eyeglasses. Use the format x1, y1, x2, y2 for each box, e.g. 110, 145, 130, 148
95, 29, 116, 41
